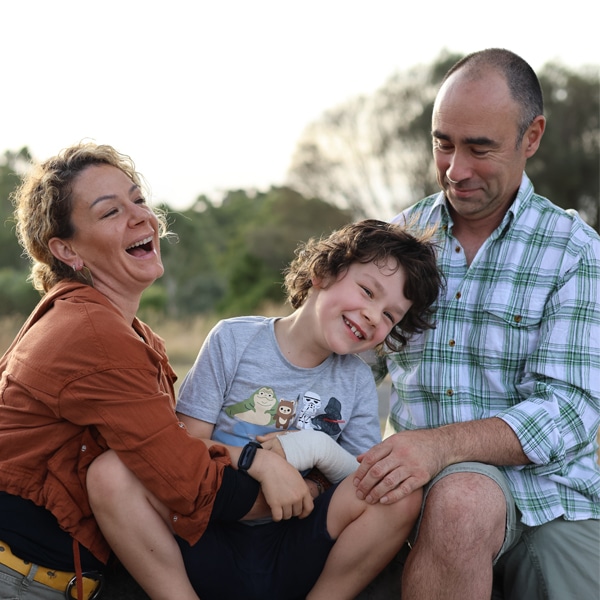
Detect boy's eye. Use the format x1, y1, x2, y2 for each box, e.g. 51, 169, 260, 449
384, 312, 395, 323
361, 286, 373, 298
135, 197, 147, 205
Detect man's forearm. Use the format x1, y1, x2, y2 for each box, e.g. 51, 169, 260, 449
436, 416, 530, 468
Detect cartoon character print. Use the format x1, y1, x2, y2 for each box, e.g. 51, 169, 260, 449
275, 399, 296, 430
225, 386, 278, 426
311, 397, 346, 436
296, 391, 321, 430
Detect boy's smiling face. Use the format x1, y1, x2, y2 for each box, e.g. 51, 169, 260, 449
312, 257, 411, 356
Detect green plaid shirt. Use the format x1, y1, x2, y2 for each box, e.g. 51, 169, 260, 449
387, 174, 600, 526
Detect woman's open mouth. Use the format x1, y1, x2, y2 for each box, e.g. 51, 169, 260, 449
126, 236, 154, 257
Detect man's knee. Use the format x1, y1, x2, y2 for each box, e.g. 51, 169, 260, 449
418, 471, 506, 555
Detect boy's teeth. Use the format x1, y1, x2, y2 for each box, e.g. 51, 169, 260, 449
344, 318, 363, 339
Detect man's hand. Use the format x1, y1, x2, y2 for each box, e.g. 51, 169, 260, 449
354, 418, 529, 504
353, 430, 445, 504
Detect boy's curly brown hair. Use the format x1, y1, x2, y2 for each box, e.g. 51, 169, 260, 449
283, 219, 444, 352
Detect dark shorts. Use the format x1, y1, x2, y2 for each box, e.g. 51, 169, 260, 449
176, 481, 337, 600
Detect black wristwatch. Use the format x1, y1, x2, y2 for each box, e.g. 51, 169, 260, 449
238, 441, 262, 473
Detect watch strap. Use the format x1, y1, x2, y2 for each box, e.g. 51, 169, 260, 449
238, 441, 262, 473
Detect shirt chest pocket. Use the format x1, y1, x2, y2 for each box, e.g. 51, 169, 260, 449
477, 283, 548, 359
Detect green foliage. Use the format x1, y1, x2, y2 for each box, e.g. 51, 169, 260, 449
140, 283, 169, 314
0, 153, 351, 318
181, 186, 352, 316
0, 269, 40, 316
529, 62, 600, 231
0, 148, 31, 270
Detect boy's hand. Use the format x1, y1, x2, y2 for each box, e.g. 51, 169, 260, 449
248, 448, 313, 521
255, 431, 289, 459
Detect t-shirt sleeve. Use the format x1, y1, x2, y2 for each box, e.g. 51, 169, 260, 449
336, 358, 382, 456
177, 320, 235, 424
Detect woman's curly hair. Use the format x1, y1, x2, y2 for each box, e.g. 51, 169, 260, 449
283, 219, 444, 352
11, 142, 168, 293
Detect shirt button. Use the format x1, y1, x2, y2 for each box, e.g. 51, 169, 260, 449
455, 246, 461, 253
446, 389, 454, 396
514, 315, 522, 323
81, 445, 87, 452
178, 422, 185, 428
455, 292, 461, 299
172, 515, 178, 522
449, 339, 456, 347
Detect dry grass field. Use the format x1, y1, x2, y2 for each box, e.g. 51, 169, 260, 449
0, 312, 214, 388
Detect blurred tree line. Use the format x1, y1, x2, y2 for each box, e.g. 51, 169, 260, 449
0, 172, 352, 318
0, 52, 598, 319
287, 50, 600, 228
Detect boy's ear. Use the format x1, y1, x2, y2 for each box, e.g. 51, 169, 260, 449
48, 237, 78, 266
311, 276, 323, 288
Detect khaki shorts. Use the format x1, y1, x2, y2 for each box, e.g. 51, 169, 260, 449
413, 462, 600, 599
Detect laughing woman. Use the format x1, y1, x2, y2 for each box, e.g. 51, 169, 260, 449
0, 143, 312, 600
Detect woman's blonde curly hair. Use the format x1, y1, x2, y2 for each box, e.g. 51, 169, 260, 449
11, 142, 168, 293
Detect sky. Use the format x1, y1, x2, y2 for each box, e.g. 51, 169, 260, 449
2, 0, 598, 210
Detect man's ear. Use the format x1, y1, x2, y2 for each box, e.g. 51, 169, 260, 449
48, 237, 78, 267
524, 115, 546, 159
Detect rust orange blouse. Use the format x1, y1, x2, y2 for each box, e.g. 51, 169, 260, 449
0, 281, 230, 562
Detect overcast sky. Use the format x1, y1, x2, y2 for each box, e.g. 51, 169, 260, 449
2, 0, 597, 209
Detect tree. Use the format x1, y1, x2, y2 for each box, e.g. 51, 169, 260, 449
286, 52, 600, 232
0, 147, 32, 270
0, 160, 352, 318
528, 62, 600, 231
286, 51, 460, 220
215, 186, 352, 314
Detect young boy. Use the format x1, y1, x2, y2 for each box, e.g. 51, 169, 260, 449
173, 219, 443, 599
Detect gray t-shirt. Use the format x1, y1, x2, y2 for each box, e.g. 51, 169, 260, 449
177, 316, 381, 455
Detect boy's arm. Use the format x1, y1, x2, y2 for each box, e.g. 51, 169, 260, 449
177, 413, 313, 521
258, 429, 359, 483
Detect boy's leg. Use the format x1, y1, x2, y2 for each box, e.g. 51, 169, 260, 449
86, 450, 200, 600
307, 475, 422, 600
495, 517, 600, 600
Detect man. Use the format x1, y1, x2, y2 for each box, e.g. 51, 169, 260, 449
354, 48, 600, 599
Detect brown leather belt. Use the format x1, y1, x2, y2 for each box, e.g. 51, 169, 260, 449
0, 540, 102, 599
